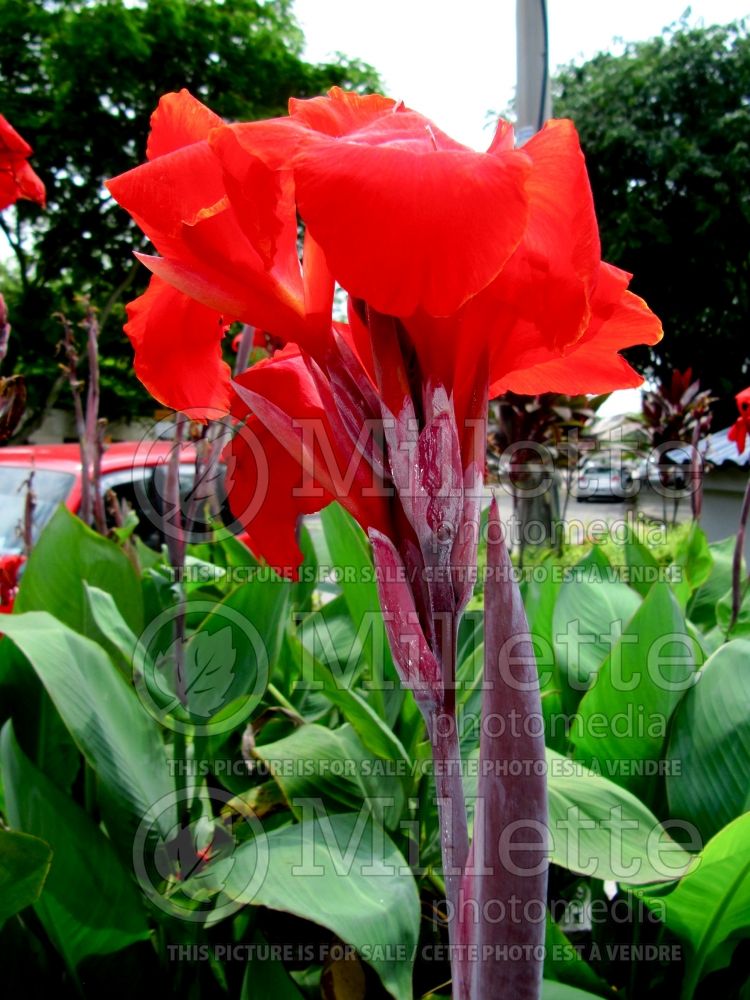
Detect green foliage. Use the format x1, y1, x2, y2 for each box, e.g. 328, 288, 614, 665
0, 827, 52, 925
555, 20, 750, 417
0, 502, 749, 996
0, 0, 381, 421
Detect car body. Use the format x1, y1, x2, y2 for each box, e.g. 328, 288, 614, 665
0, 441, 240, 556
573, 460, 635, 501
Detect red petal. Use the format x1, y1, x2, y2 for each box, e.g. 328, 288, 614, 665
124, 275, 231, 417
288, 87, 399, 135
490, 263, 663, 396
146, 90, 223, 160
0, 115, 45, 209
489, 119, 600, 355
223, 414, 333, 578
295, 138, 530, 317
729, 418, 748, 455
135, 252, 307, 346
0, 115, 32, 157
230, 346, 392, 546
209, 126, 303, 294
107, 140, 226, 247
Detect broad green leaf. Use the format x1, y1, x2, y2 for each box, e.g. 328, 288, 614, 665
297, 595, 366, 682
542, 983, 605, 999
0, 828, 52, 924
462, 749, 691, 885
617, 524, 662, 598
553, 546, 641, 712
716, 578, 750, 637
546, 750, 692, 885
0, 612, 175, 846
637, 813, 750, 996
222, 813, 420, 1000
669, 522, 713, 608
291, 522, 320, 612
544, 915, 609, 995
1, 723, 150, 969
254, 723, 405, 829
83, 583, 139, 678
240, 931, 303, 998
572, 583, 697, 799
15, 504, 143, 633
287, 632, 410, 764
320, 502, 398, 708
666, 639, 750, 839
687, 536, 737, 630
521, 560, 565, 748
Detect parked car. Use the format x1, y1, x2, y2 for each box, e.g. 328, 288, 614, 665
573, 459, 636, 501
0, 441, 240, 556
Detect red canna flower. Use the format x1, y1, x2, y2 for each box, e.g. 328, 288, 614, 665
0, 553, 24, 613
108, 87, 661, 573
0, 115, 45, 212
110, 88, 664, 999
729, 386, 750, 454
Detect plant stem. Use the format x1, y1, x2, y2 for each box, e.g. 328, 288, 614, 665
730, 474, 750, 632
429, 705, 469, 949
83, 306, 106, 534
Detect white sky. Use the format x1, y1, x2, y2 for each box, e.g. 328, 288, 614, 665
294, 0, 748, 150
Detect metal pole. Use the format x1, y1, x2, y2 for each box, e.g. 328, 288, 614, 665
516, 0, 551, 145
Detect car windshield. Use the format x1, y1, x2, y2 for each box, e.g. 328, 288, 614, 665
0, 467, 75, 554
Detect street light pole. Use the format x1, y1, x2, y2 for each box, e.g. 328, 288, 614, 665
516, 0, 551, 145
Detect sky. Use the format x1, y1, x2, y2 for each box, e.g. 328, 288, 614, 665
294, 0, 748, 151
294, 0, 747, 414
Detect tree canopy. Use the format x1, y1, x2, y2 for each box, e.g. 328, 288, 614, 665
0, 0, 380, 424
554, 19, 750, 423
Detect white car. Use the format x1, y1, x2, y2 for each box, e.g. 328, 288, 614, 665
574, 462, 635, 501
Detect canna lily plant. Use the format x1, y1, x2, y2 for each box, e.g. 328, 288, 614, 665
108, 88, 662, 1000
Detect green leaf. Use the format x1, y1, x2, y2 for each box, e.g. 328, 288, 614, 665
546, 750, 692, 885
83, 583, 139, 678
669, 523, 713, 608
15, 505, 143, 634
617, 524, 662, 598
571, 583, 697, 799
553, 546, 641, 712
687, 536, 737, 631
0, 828, 52, 925
542, 983, 605, 999
240, 931, 303, 998
0, 612, 175, 847
287, 632, 410, 764
461, 748, 691, 885
666, 638, 750, 840
222, 813, 420, 1000
320, 503, 398, 713
0, 722, 150, 970
544, 915, 609, 995
254, 723, 405, 829
637, 813, 750, 996
716, 578, 750, 638
521, 560, 565, 748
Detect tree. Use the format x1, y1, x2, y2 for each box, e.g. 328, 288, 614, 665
554, 19, 750, 424
0, 0, 380, 425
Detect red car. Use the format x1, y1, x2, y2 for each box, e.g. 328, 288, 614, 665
0, 440, 240, 559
